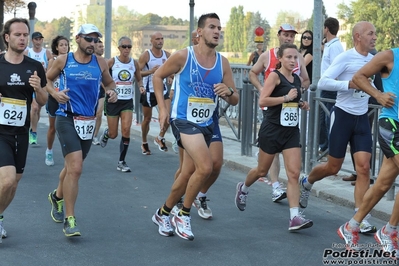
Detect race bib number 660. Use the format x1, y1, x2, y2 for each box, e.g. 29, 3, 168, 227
187, 97, 216, 124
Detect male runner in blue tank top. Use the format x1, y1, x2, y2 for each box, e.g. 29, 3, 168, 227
151, 13, 239, 241
338, 48, 399, 255
45, 24, 118, 237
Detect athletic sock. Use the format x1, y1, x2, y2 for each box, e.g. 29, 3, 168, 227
241, 183, 250, 193
289, 207, 299, 220
180, 206, 191, 216
119, 137, 130, 162
348, 218, 360, 229
385, 222, 397, 234
159, 204, 172, 216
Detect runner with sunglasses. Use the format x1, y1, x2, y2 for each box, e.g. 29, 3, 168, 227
99, 36, 144, 172
138, 32, 172, 154
46, 24, 118, 237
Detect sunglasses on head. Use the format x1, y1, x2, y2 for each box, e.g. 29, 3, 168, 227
120, 45, 132, 49
302, 36, 312, 40
81, 35, 100, 43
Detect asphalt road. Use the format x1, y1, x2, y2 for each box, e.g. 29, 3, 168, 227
1, 122, 395, 266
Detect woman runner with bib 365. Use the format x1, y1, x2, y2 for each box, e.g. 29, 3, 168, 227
234, 43, 312, 231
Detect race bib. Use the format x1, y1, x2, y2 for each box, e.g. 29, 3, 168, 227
187, 97, 216, 124
280, 102, 298, 127
115, 82, 133, 100
73, 116, 96, 140
0, 97, 27, 127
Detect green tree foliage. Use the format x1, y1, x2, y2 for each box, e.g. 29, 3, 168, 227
224, 6, 245, 53
139, 13, 162, 25
337, 0, 399, 50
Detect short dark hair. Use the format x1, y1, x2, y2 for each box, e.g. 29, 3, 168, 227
1, 18, 30, 49
324, 17, 339, 35
198, 13, 220, 28
51, 35, 70, 55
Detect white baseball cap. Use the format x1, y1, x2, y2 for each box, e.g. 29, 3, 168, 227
76, 24, 102, 38
278, 24, 298, 34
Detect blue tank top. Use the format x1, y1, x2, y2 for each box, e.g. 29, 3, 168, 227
380, 48, 399, 121
56, 53, 102, 117
170, 46, 223, 127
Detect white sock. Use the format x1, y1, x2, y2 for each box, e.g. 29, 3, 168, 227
241, 184, 250, 193
46, 149, 52, 153
385, 222, 397, 233
272, 182, 280, 189
197, 192, 206, 198
303, 177, 313, 190
158, 135, 163, 140
290, 207, 299, 219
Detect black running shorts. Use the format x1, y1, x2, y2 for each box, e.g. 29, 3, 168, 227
0, 133, 29, 173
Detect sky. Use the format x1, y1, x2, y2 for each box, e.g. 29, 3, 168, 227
10, 0, 350, 27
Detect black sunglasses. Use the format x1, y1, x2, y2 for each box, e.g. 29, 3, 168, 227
81, 35, 100, 43
302, 36, 312, 40
120, 45, 132, 49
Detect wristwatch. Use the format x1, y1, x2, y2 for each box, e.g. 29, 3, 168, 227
228, 87, 234, 97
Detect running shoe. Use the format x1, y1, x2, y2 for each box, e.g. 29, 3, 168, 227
171, 205, 181, 217
29, 130, 37, 145
289, 212, 313, 231
48, 190, 64, 223
154, 137, 168, 152
360, 219, 377, 234
63, 216, 81, 237
375, 226, 399, 257
117, 161, 131, 172
172, 139, 179, 154
193, 197, 212, 219
152, 209, 174, 237
235, 182, 248, 211
337, 222, 360, 251
92, 137, 100, 145
272, 184, 287, 202
299, 175, 310, 208
45, 150, 54, 166
141, 143, 151, 155
99, 128, 108, 148
171, 214, 194, 241
0, 217, 7, 244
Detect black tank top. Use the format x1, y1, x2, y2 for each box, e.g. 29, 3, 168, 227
265, 70, 301, 125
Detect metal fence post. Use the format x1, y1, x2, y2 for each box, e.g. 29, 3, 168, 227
241, 79, 253, 156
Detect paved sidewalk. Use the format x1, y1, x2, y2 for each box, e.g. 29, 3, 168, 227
129, 114, 394, 222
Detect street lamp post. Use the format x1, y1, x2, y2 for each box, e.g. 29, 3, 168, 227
189, 0, 195, 45
27, 2, 37, 48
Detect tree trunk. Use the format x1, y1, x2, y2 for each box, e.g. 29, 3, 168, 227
0, 0, 4, 51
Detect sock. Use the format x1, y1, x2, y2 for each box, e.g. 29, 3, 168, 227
197, 192, 206, 198
272, 182, 280, 190
157, 135, 163, 140
241, 184, 250, 193
46, 148, 52, 153
385, 222, 397, 233
53, 191, 62, 201
180, 206, 191, 216
290, 207, 299, 219
354, 208, 359, 213
303, 177, 313, 190
348, 218, 360, 229
119, 137, 130, 162
159, 204, 172, 216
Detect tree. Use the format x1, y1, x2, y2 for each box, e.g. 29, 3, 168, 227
4, 0, 25, 17
224, 6, 245, 53
337, 0, 399, 51
246, 11, 271, 53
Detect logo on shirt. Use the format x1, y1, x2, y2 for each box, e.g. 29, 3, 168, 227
118, 70, 132, 81
7, 73, 25, 86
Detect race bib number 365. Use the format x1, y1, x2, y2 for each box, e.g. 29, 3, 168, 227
187, 97, 216, 124
73, 116, 96, 140
0, 97, 27, 127
280, 102, 298, 127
